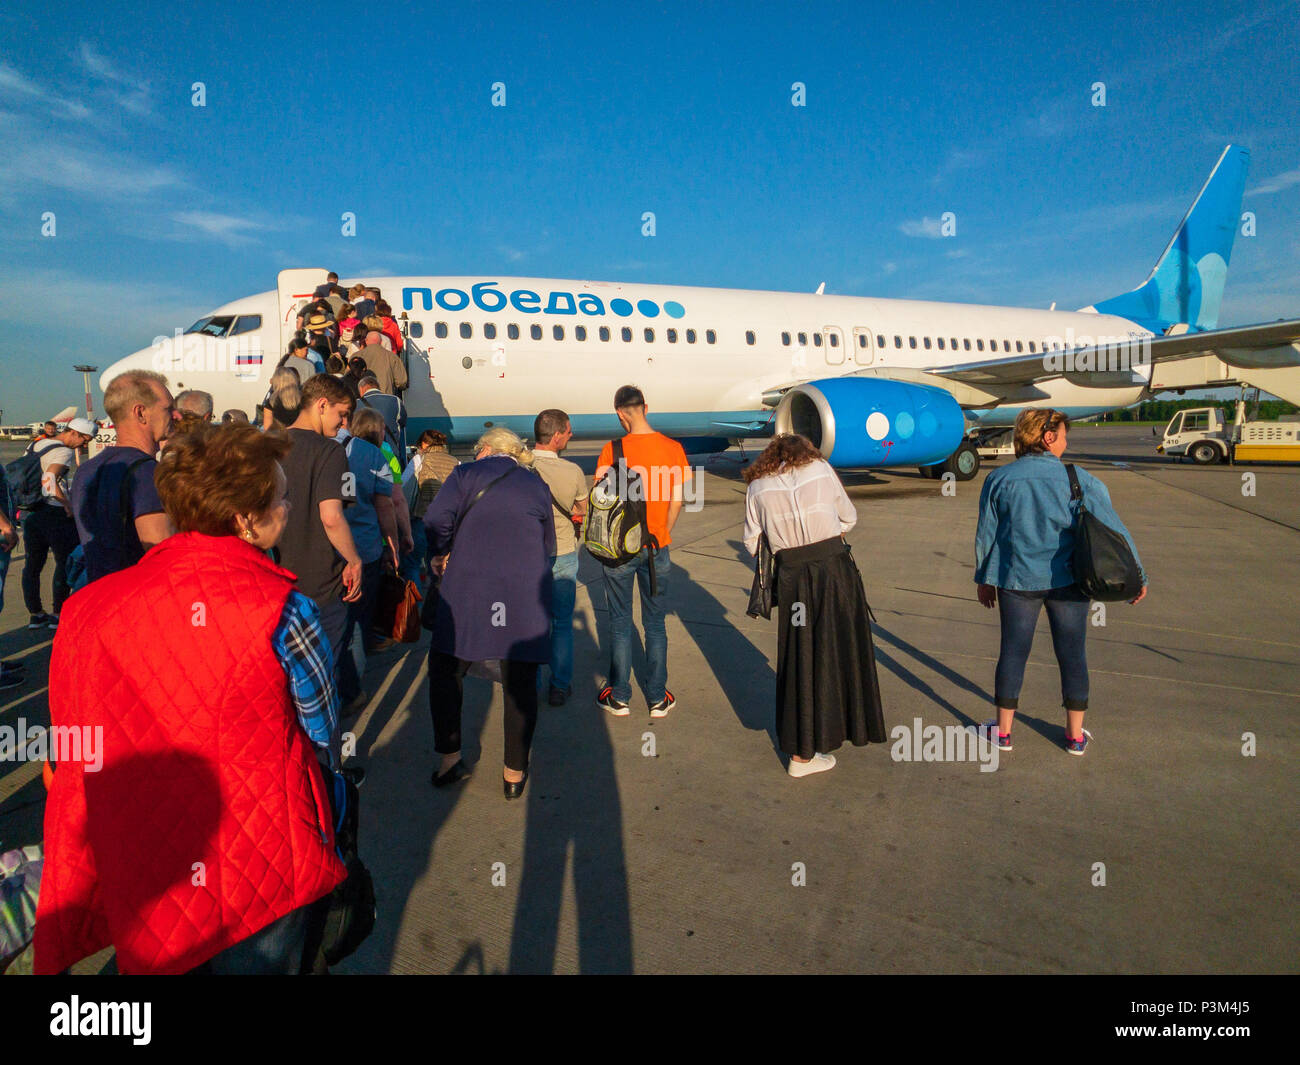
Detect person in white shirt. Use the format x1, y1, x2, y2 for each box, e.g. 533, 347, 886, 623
742, 434, 887, 777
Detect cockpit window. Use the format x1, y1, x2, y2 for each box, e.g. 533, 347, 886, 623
185, 315, 235, 337
230, 315, 262, 337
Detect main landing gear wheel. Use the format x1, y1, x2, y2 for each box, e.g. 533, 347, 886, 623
942, 442, 981, 481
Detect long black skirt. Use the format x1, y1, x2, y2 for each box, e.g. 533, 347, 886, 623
774, 537, 887, 759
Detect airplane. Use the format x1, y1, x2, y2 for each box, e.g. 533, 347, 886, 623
98, 144, 1300, 480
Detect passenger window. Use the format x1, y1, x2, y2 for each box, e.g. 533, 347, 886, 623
858, 334, 868, 348
575, 325, 587, 341
909, 336, 917, 349
435, 322, 449, 339
645, 328, 655, 342
798, 332, 807, 346
686, 329, 696, 343
507, 323, 519, 340
231, 315, 262, 336
667, 329, 677, 343
937, 338, 945, 350
950, 337, 958, 349
813, 334, 822, 347
554, 325, 564, 340
599, 326, 610, 341
1003, 340, 1010, 352
876, 335, 885, 347
963, 339, 971, 351
706, 330, 716, 344
976, 339, 984, 351
460, 323, 472, 339
828, 333, 838, 347
923, 337, 932, 349
1016, 340, 1023, 352
530, 324, 542, 340
621, 327, 632, 342
894, 336, 902, 348
782, 331, 791, 346
746, 330, 756, 345
484, 323, 497, 340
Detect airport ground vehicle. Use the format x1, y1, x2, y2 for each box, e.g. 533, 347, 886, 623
1156, 390, 1300, 463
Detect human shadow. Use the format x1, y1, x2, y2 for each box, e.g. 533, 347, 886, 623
508, 553, 632, 973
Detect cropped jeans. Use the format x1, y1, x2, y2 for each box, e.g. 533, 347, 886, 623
994, 585, 1090, 711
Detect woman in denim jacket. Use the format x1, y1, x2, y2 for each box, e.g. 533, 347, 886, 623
974, 409, 1147, 756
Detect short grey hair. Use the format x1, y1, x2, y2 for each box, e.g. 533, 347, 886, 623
103, 370, 170, 423
175, 389, 214, 419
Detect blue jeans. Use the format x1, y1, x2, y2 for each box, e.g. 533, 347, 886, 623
401, 520, 426, 584
995, 586, 1090, 711
548, 552, 579, 691
601, 546, 671, 705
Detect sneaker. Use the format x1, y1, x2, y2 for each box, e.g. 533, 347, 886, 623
982, 720, 1012, 751
547, 684, 568, 707
788, 752, 837, 778
1065, 728, 1092, 756
0, 660, 26, 677
648, 691, 676, 718
46, 614, 59, 630
0, 673, 22, 691
597, 686, 630, 717
27, 614, 49, 629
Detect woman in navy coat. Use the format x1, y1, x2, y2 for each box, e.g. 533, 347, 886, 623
424, 428, 556, 799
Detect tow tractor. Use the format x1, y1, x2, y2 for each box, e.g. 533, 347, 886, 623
1155, 388, 1300, 464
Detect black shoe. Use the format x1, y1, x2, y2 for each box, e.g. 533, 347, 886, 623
503, 771, 528, 800
0, 673, 22, 691
547, 684, 568, 707
27, 614, 50, 630
432, 760, 471, 788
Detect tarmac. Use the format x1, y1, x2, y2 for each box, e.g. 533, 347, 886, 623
1, 428, 1296, 974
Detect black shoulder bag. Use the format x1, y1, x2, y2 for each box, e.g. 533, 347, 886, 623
746, 533, 776, 619
1066, 464, 1142, 602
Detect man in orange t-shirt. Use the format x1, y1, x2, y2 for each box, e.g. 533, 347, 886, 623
593, 385, 692, 719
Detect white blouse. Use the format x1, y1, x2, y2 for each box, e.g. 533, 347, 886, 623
743, 459, 857, 555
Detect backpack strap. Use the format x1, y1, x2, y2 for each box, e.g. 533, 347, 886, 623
1065, 463, 1085, 506
449, 466, 517, 546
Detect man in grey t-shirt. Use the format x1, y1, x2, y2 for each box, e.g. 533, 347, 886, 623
532, 409, 588, 705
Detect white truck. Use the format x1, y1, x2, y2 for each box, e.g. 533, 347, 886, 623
1155, 391, 1300, 464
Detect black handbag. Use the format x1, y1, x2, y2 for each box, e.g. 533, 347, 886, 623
1066, 464, 1143, 602
746, 533, 776, 619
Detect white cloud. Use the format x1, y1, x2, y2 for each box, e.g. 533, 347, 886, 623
1248, 168, 1300, 196
171, 210, 266, 246
0, 138, 183, 199
77, 41, 153, 117
899, 217, 944, 239
0, 61, 91, 120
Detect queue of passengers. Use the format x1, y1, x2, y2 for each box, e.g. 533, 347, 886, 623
8, 347, 1146, 974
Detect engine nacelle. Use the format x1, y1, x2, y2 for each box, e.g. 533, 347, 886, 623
773, 377, 966, 468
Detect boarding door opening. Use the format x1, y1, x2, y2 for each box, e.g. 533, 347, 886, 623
853, 327, 874, 365
823, 326, 845, 366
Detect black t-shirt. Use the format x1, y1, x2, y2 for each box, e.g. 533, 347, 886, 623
277, 428, 350, 605
69, 446, 163, 582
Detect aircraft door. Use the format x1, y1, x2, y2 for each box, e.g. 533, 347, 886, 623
823, 326, 845, 366
853, 326, 874, 365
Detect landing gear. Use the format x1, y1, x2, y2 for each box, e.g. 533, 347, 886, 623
919, 441, 980, 481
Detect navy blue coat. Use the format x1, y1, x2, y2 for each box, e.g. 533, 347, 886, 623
424, 455, 556, 663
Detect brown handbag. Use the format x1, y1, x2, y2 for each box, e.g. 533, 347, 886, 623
374, 542, 424, 643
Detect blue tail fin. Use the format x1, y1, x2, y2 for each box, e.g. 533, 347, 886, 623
1088, 145, 1249, 333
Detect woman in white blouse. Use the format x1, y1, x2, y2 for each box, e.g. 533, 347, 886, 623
743, 434, 887, 777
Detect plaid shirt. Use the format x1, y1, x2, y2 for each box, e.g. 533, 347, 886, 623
271, 590, 340, 770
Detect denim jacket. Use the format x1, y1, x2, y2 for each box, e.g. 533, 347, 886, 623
974, 453, 1145, 591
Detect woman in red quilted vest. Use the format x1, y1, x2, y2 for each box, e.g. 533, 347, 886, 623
35, 424, 346, 974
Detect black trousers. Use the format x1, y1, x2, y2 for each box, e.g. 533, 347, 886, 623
22, 505, 78, 615
428, 651, 539, 772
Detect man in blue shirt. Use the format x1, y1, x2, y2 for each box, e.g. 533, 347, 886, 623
71, 372, 176, 583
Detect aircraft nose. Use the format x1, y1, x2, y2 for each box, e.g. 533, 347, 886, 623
99, 346, 158, 392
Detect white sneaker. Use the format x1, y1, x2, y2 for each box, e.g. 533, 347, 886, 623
788, 752, 836, 778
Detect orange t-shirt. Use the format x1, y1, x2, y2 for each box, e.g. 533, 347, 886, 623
597, 433, 692, 547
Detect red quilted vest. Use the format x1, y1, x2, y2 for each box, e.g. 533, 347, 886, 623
34, 532, 346, 974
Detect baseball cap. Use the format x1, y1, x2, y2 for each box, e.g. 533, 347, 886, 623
67, 417, 97, 436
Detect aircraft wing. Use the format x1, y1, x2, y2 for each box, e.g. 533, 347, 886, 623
927, 318, 1300, 390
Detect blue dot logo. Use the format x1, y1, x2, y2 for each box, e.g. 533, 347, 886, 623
663, 301, 685, 319
896, 411, 915, 439
637, 299, 659, 317
610, 298, 633, 317
919, 411, 938, 436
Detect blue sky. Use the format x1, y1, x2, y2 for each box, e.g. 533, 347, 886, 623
1, 0, 1297, 420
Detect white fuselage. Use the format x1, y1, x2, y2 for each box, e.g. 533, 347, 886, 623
100, 274, 1153, 442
